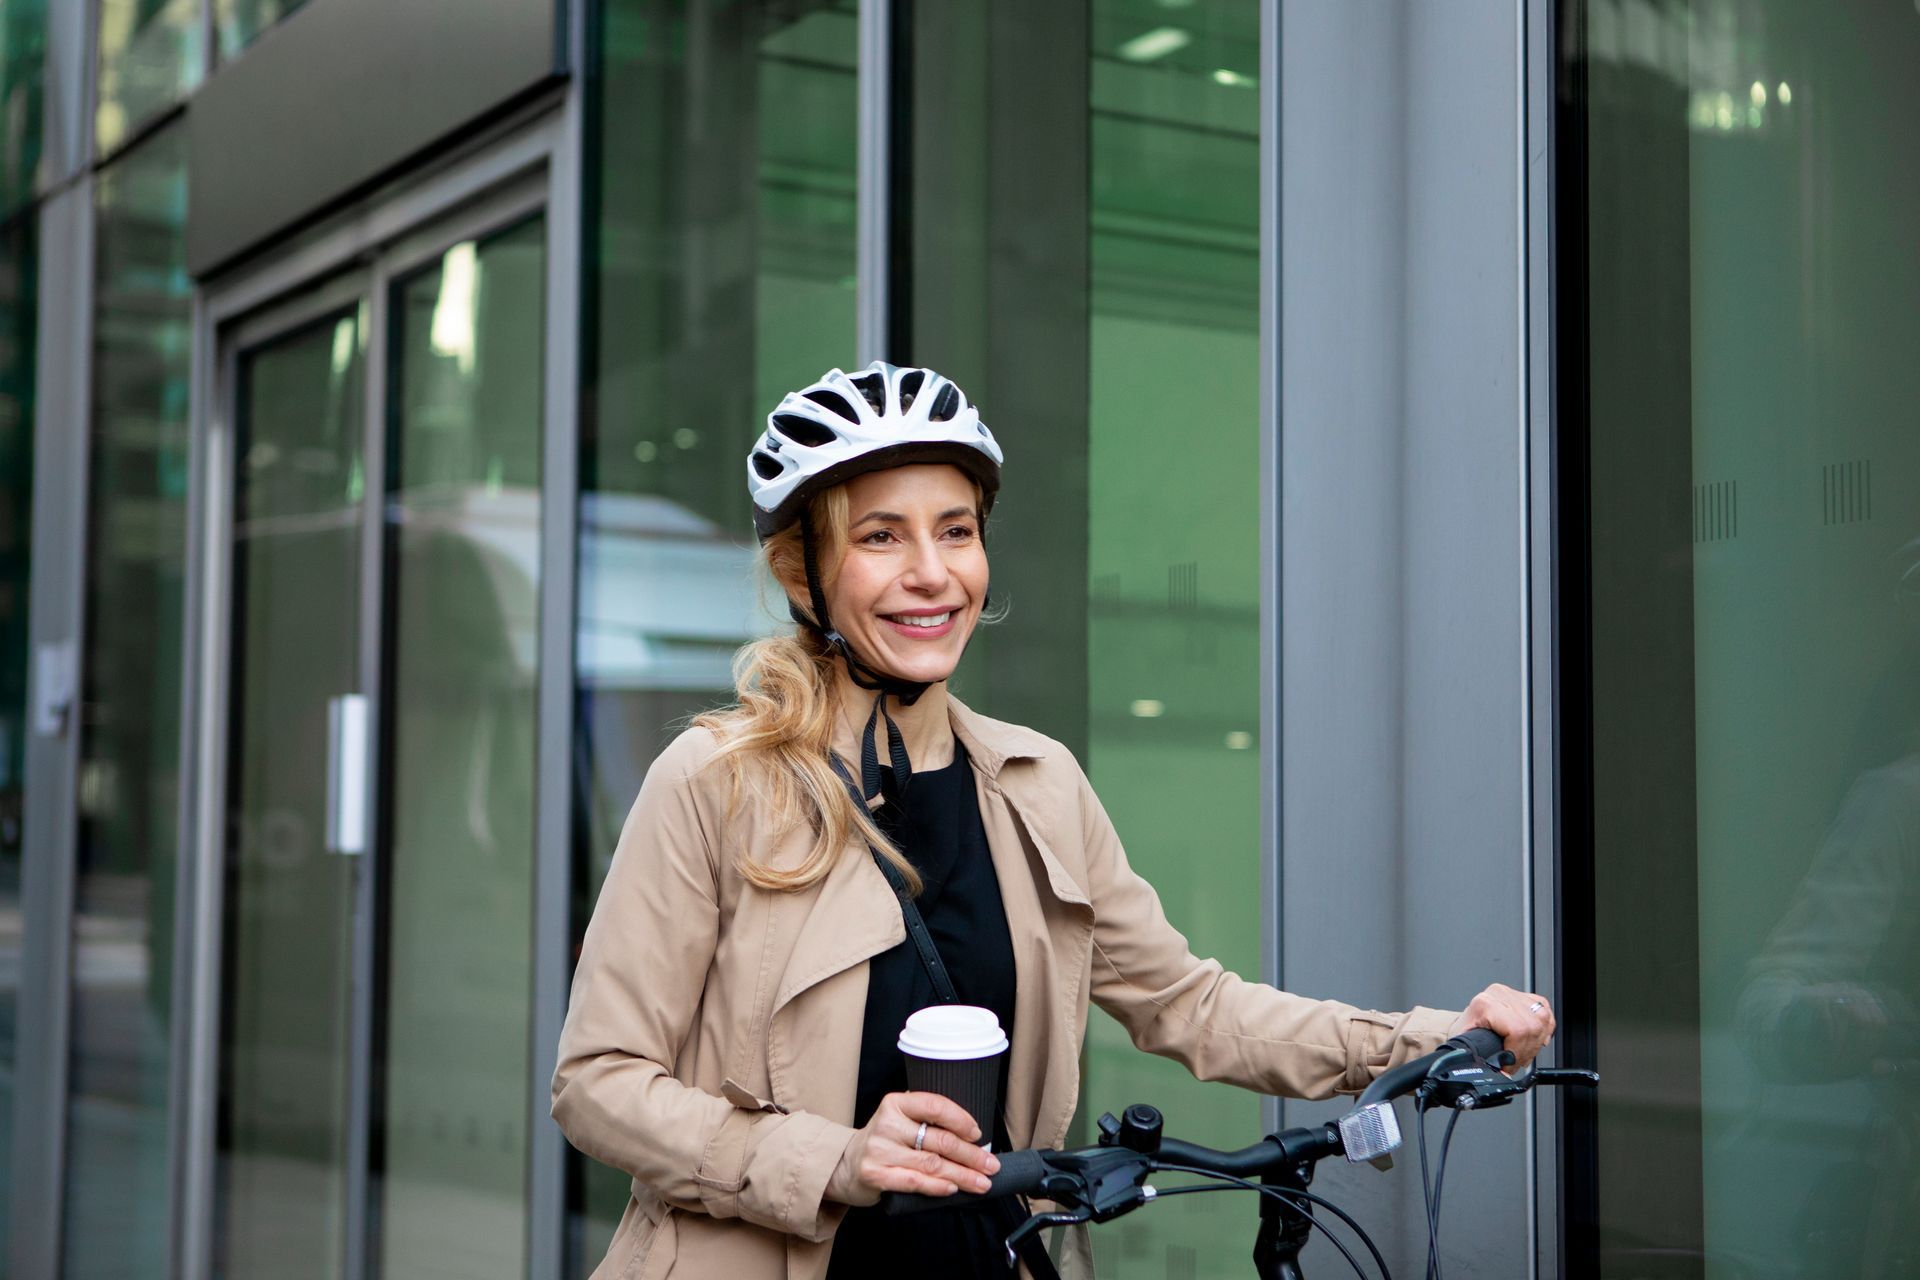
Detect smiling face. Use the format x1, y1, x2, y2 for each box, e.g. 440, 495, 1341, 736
816, 463, 989, 685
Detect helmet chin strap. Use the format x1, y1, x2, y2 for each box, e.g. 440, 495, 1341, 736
795, 515, 932, 801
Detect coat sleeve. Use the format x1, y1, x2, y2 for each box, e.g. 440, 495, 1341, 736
1077, 768, 1457, 1099
550, 732, 858, 1242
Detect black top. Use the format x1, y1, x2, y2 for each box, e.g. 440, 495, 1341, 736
825, 741, 1022, 1278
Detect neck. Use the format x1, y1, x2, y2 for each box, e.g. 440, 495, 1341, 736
830, 665, 955, 772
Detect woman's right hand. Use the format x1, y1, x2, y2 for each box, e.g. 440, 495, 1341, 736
826, 1091, 1001, 1206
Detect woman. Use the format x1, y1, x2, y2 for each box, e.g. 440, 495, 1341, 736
552, 362, 1556, 1280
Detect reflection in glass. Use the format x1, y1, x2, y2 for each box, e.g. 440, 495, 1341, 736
1580, 0, 1920, 1275
67, 122, 191, 1279
572, 2, 856, 1266
215, 0, 311, 61
96, 0, 202, 155
216, 308, 365, 1280
379, 216, 545, 1278
1081, 5, 1261, 1275
921, 1, 1261, 1273
0, 0, 47, 214
0, 210, 37, 1265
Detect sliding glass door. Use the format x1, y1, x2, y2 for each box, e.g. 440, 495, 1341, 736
211, 201, 547, 1280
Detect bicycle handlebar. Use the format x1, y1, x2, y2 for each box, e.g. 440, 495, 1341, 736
1357, 1027, 1509, 1108
881, 1022, 1598, 1274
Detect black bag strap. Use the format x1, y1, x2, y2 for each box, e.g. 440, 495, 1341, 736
830, 755, 958, 1003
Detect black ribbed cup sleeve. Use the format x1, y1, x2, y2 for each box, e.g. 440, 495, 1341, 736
902, 1049, 1004, 1147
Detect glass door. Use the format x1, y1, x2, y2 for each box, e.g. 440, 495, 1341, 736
218, 299, 367, 1280
210, 203, 547, 1280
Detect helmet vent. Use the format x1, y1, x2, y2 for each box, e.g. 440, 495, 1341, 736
897, 369, 926, 412
804, 389, 862, 423
929, 384, 961, 422
771, 413, 838, 448
848, 372, 887, 414
751, 450, 784, 480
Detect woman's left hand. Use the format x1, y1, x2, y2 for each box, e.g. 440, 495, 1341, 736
1447, 983, 1556, 1068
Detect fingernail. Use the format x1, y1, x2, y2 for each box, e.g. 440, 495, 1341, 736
986, 1154, 1001, 1174
975, 1176, 991, 1193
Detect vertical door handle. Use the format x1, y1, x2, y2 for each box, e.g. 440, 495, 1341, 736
326, 694, 369, 855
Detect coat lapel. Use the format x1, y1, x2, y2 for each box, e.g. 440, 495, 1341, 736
766, 694, 1096, 1144
765, 828, 901, 1122
951, 697, 1098, 1152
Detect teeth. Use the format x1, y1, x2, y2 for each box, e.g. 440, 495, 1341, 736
889, 612, 951, 628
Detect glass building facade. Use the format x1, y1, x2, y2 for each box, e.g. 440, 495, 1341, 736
0, 0, 1912, 1278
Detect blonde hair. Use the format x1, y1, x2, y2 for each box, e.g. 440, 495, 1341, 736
693, 485, 921, 894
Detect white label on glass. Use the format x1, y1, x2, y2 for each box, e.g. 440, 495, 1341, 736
326, 694, 369, 855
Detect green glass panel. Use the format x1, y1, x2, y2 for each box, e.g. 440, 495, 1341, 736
925, 1, 1261, 1273
0, 0, 47, 214
66, 121, 191, 1280
379, 215, 545, 1277
97, 0, 202, 155
1580, 1, 1920, 1274
0, 205, 37, 1268
1083, 5, 1261, 1276
572, 0, 857, 1265
216, 306, 364, 1280
215, 0, 310, 61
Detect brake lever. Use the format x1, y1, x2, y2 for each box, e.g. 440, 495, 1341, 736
1420, 1053, 1523, 1110
1424, 1061, 1601, 1110
1005, 1208, 1089, 1268
1531, 1067, 1600, 1089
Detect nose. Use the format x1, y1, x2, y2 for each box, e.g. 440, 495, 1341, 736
900, 533, 950, 593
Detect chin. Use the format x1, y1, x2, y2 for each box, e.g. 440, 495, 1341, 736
884, 655, 960, 685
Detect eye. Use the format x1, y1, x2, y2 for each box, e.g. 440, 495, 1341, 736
860, 528, 897, 545
943, 524, 977, 540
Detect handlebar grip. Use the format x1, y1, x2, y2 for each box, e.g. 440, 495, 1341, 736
1447, 1027, 1509, 1062
1357, 1026, 1515, 1106
882, 1148, 1052, 1216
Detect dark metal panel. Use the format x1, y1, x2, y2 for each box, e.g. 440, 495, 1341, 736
186, 0, 562, 276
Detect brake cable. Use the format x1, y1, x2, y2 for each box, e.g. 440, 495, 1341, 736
1146, 1169, 1390, 1280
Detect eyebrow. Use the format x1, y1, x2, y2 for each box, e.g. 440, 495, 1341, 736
852, 506, 978, 527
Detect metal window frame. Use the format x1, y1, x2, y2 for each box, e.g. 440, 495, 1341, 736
1523, 1, 1564, 1274
1258, 0, 1284, 1140
11, 175, 97, 1280
855, 0, 891, 365
8, 0, 103, 1271
178, 106, 576, 1280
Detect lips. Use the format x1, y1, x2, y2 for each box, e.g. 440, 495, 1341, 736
881, 608, 959, 639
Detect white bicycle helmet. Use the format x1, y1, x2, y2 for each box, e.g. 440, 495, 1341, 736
748, 361, 1003, 540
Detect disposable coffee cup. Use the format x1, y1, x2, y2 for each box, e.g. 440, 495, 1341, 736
898, 1005, 1009, 1149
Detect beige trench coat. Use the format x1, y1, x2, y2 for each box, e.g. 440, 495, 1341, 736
552, 696, 1455, 1280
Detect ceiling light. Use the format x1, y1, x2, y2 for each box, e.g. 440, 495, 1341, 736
1130, 699, 1165, 718
1118, 27, 1190, 62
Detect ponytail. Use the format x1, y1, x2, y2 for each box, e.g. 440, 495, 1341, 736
693, 487, 921, 894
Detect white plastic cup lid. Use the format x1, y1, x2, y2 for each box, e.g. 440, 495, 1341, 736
897, 1005, 1009, 1061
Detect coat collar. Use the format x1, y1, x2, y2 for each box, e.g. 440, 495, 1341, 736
945, 693, 1053, 778
823, 686, 1053, 786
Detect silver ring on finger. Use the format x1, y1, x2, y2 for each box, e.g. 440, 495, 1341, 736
913, 1121, 928, 1152
1527, 1000, 1544, 1014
